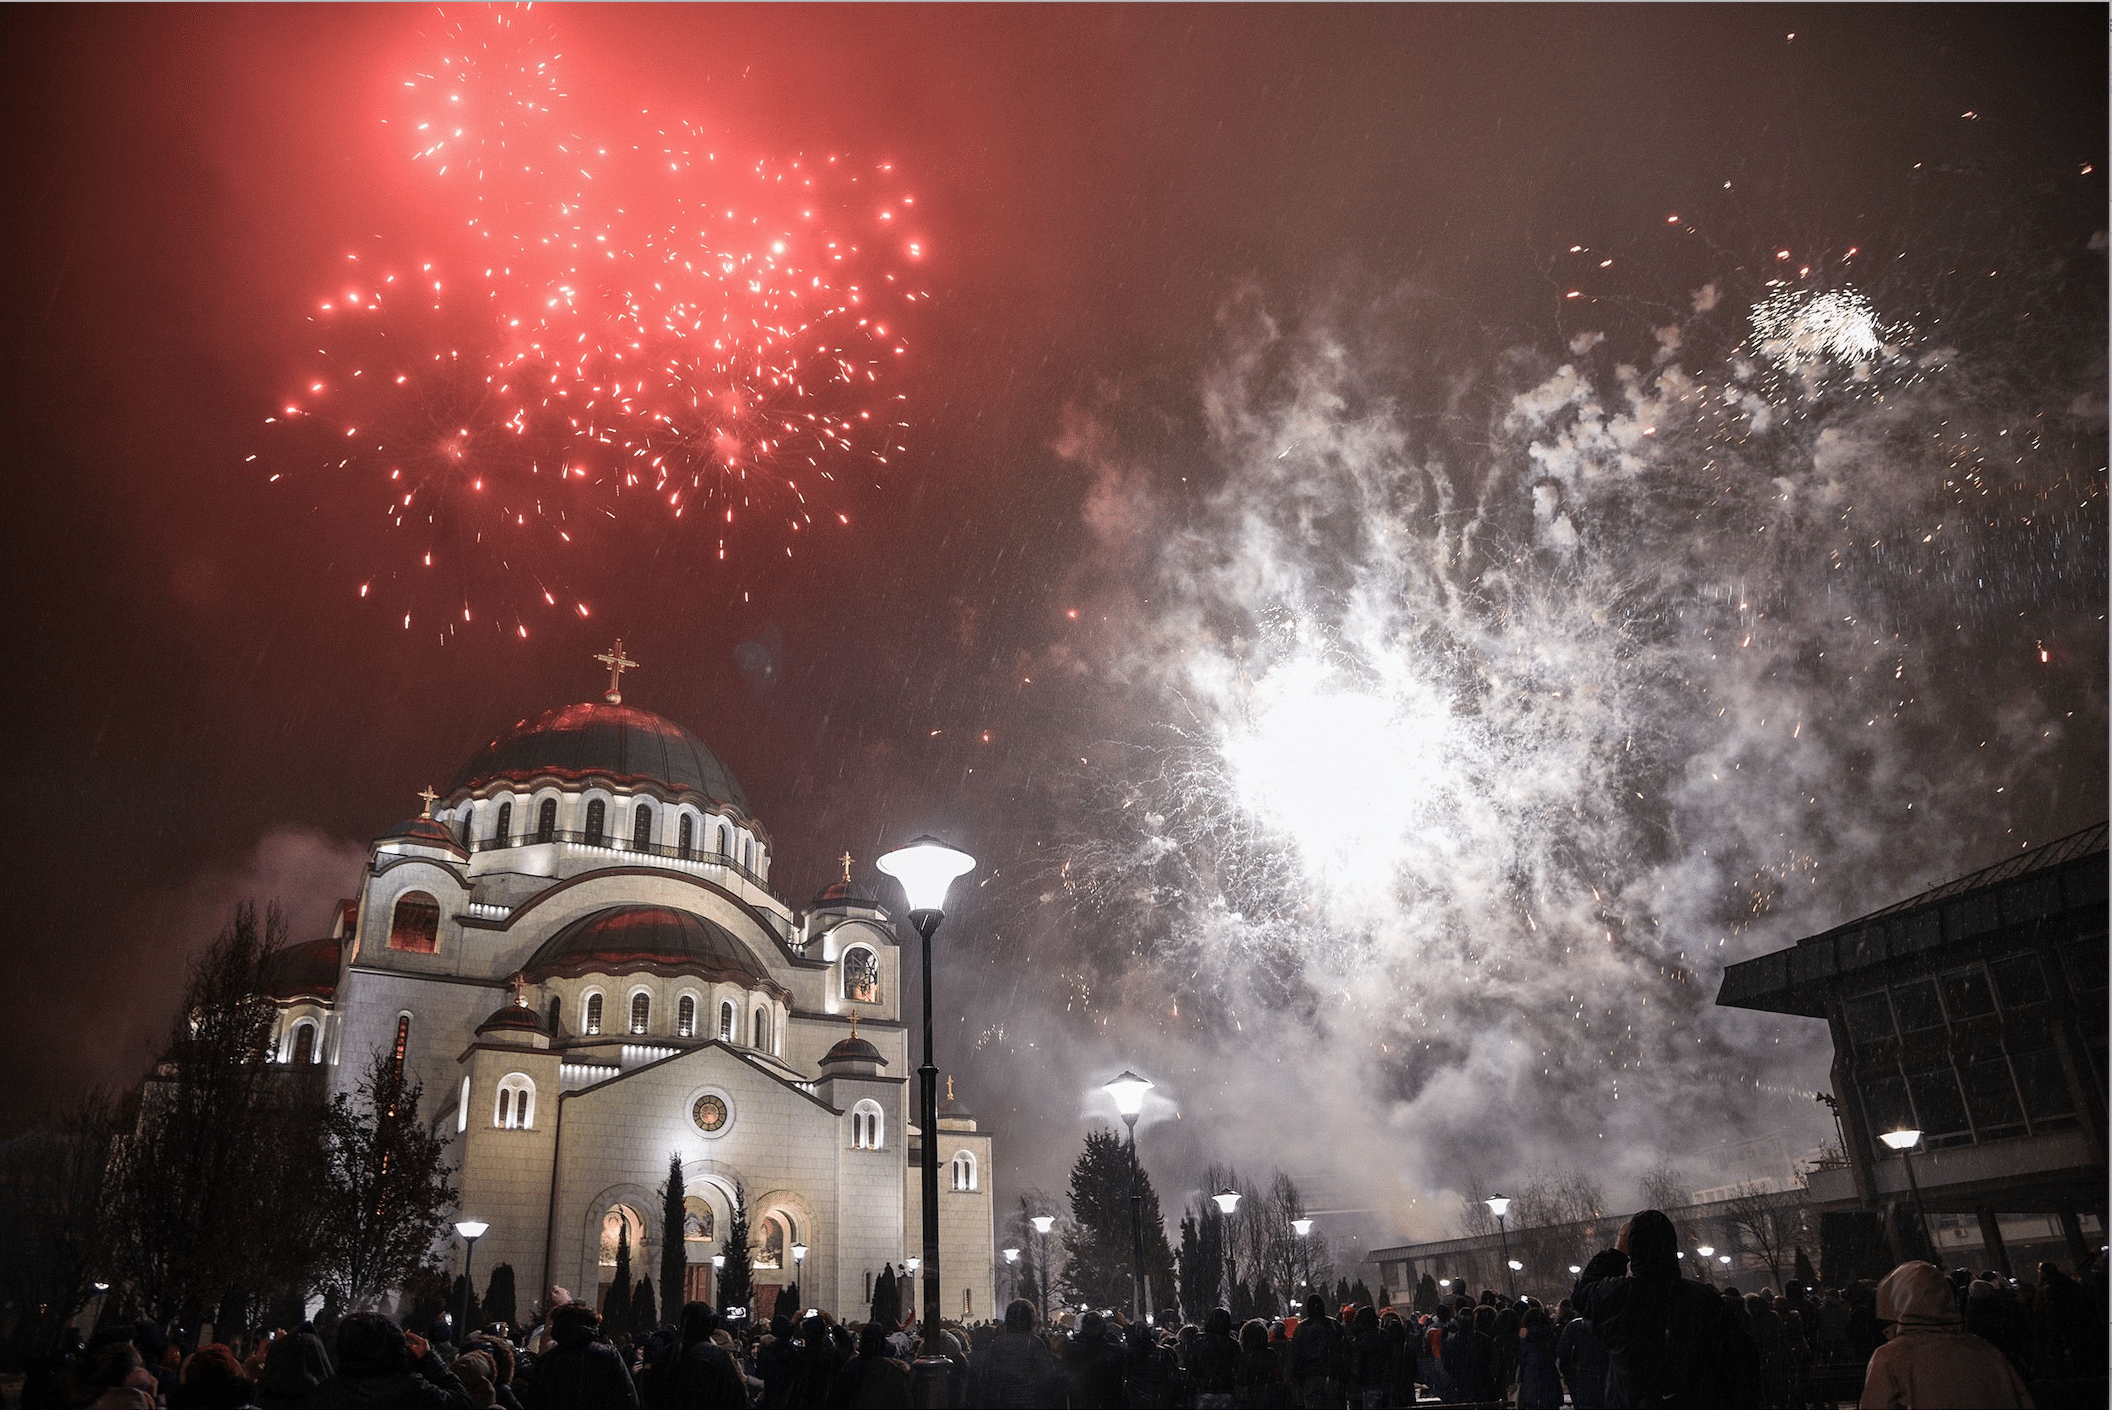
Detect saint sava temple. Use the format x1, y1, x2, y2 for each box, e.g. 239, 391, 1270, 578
261, 644, 998, 1322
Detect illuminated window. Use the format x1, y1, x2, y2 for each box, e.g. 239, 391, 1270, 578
387, 892, 440, 953
678, 814, 695, 860
494, 800, 513, 847
843, 947, 880, 1004
952, 1151, 978, 1191
391, 1014, 411, 1080
719, 1001, 735, 1042
290, 1020, 317, 1065
630, 992, 651, 1034
536, 798, 557, 843
678, 995, 697, 1037
495, 1073, 535, 1129
852, 1099, 885, 1150
585, 799, 606, 845
585, 992, 604, 1035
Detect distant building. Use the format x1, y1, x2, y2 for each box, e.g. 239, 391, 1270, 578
1716, 823, 2106, 1276
260, 650, 996, 1321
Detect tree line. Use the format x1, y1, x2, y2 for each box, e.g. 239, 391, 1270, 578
0, 902, 461, 1362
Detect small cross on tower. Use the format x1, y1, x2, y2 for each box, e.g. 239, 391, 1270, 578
509, 970, 528, 1007
847, 1011, 860, 1040
417, 785, 439, 817
946, 1074, 955, 1102
593, 639, 639, 704
840, 850, 855, 884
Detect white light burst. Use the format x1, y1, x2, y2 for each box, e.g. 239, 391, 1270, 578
1748, 285, 1891, 375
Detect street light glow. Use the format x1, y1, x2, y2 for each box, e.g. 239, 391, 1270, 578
454, 1219, 490, 1240
875, 835, 976, 913
1291, 1218, 1314, 1237
1508, 1259, 1523, 1271
1697, 1245, 1715, 1258
1031, 1215, 1056, 1234
904, 1257, 921, 1274
791, 1243, 807, 1265
1212, 1188, 1243, 1216
1880, 1128, 1923, 1151
1104, 1068, 1154, 1116
1003, 1247, 1020, 1262
1484, 1194, 1511, 1219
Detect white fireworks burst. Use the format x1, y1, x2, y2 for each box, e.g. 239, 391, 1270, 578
1748, 285, 1893, 374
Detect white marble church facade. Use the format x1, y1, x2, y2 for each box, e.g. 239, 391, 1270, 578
264, 652, 995, 1324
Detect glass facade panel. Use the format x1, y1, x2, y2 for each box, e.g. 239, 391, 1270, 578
1940, 966, 1994, 1021
2010, 1045, 2076, 1125
1890, 979, 1944, 1032
1990, 954, 2048, 1010
1960, 1058, 2026, 1139
1906, 1067, 1970, 1146
1845, 992, 1895, 1046
1863, 1071, 1913, 1138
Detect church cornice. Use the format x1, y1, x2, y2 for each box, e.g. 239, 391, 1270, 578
445, 773, 772, 843
552, 1039, 848, 1116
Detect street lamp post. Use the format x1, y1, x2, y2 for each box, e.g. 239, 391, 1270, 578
454, 1220, 489, 1335
1485, 1195, 1513, 1300
1212, 1188, 1242, 1308
1002, 1247, 1020, 1305
876, 834, 977, 1348
791, 1242, 807, 1303
1030, 1216, 1056, 1318
1104, 1070, 1155, 1321
1881, 1128, 1934, 1261
1696, 1245, 1715, 1283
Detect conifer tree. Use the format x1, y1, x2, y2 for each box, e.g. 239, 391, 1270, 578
483, 1264, 518, 1331
718, 1183, 752, 1316
659, 1156, 687, 1317
1058, 1128, 1176, 1311
631, 1276, 657, 1336
870, 1264, 900, 1328
605, 1221, 633, 1328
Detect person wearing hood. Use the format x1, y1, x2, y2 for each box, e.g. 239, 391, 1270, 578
257, 1332, 336, 1410
640, 1302, 745, 1410
1514, 1306, 1563, 1410
965, 1298, 1068, 1409
1857, 1262, 2033, 1409
822, 1322, 912, 1409
1554, 1306, 1609, 1410
521, 1303, 636, 1410
311, 1315, 473, 1410
1571, 1209, 1760, 1408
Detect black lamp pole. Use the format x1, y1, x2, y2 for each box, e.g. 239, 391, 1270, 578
1121, 1111, 1145, 1319
910, 907, 944, 1344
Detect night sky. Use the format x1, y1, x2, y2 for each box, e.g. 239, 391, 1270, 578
2, 5, 2103, 1237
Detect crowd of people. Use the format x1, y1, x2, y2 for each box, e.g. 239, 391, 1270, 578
15, 1210, 2104, 1410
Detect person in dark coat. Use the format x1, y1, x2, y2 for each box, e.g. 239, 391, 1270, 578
641, 1303, 746, 1410
784, 1314, 848, 1410
822, 1323, 912, 1409
1063, 1312, 1124, 1410
1288, 1295, 1345, 1409
257, 1333, 335, 1410
1186, 1308, 1240, 1410
1231, 1319, 1284, 1410
1344, 1305, 1388, 1410
1571, 1209, 1761, 1409
965, 1299, 1068, 1409
1439, 1304, 1494, 1404
754, 1318, 800, 1410
311, 1314, 473, 1410
1554, 1309, 1610, 1409
520, 1304, 637, 1410
1514, 1306, 1563, 1410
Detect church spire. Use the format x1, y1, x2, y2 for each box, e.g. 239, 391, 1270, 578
417, 785, 439, 817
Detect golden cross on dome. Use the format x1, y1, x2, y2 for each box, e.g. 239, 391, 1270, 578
847, 1010, 860, 1040
946, 1074, 955, 1102
509, 971, 527, 1007
593, 639, 639, 704
417, 785, 439, 817
840, 851, 855, 884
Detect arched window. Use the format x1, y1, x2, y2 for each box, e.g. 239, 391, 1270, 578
495, 1073, 535, 1129
678, 814, 695, 860
630, 992, 651, 1034
584, 992, 604, 1035
718, 1001, 735, 1042
547, 997, 562, 1034
458, 1076, 470, 1133
743, 836, 754, 870
716, 823, 730, 856
459, 813, 473, 847
599, 1205, 644, 1268
633, 804, 653, 851
536, 797, 558, 843
387, 891, 440, 953
677, 995, 697, 1037
585, 799, 606, 845
494, 800, 513, 847
843, 947, 880, 1004
753, 1007, 770, 1051
291, 1020, 317, 1065
951, 1150, 978, 1192
851, 1099, 885, 1150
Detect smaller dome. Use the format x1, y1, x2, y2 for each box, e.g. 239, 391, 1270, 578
381, 816, 467, 854
939, 1087, 974, 1122
263, 937, 342, 1002
811, 876, 878, 909
477, 1002, 547, 1038
524, 905, 770, 986
821, 1035, 887, 1068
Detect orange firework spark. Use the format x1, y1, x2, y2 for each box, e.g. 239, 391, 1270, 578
259, 3, 926, 639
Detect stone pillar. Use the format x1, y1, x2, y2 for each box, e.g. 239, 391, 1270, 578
1975, 1205, 2011, 1277
2059, 1208, 2092, 1268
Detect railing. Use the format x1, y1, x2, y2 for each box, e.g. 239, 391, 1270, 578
470, 830, 785, 904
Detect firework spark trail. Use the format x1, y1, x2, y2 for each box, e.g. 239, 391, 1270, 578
1040, 252, 2102, 1224
262, 5, 925, 637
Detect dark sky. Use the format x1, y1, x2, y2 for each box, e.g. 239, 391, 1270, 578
1, 5, 2102, 1224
